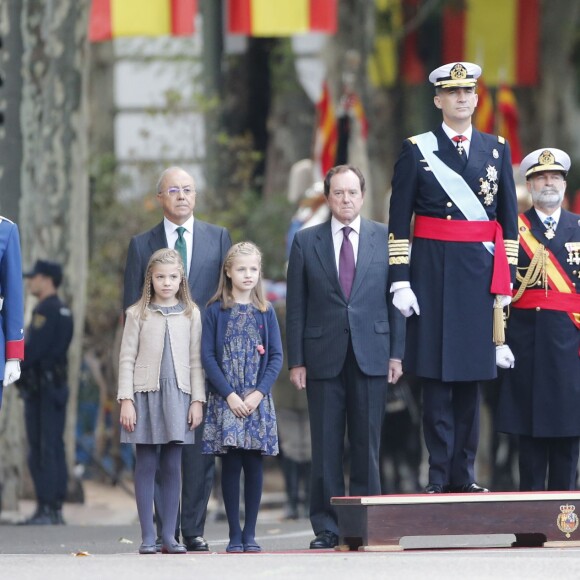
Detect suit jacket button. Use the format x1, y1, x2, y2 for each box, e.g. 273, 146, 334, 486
446, 215, 452, 220
446, 202, 453, 207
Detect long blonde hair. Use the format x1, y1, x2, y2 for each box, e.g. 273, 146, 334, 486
131, 248, 197, 318
209, 241, 268, 312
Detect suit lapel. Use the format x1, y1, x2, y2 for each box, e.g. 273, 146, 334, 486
463, 129, 489, 179
433, 125, 465, 175
526, 208, 546, 243
148, 222, 168, 254
314, 222, 343, 297
349, 219, 374, 299
189, 219, 206, 288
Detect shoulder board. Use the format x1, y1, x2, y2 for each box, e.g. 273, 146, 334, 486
497, 136, 505, 144
407, 136, 418, 145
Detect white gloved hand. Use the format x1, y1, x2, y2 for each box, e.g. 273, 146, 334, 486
496, 294, 512, 308
393, 287, 420, 317
496, 345, 515, 369
3, 360, 21, 386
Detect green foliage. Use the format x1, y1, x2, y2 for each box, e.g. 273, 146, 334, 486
85, 154, 159, 350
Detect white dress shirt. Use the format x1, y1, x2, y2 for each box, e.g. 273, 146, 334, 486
442, 122, 473, 158
534, 207, 561, 230
164, 215, 194, 272
331, 215, 361, 273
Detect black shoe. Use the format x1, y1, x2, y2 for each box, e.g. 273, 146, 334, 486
184, 536, 209, 552
19, 505, 57, 525
309, 531, 339, 549
448, 482, 489, 493
424, 483, 445, 494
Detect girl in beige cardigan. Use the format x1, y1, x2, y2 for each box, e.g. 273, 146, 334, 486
118, 249, 205, 555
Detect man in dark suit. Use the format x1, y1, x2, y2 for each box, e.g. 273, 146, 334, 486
123, 166, 231, 551
388, 62, 519, 495
497, 148, 580, 491
286, 165, 405, 549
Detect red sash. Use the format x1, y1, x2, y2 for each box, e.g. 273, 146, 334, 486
413, 215, 511, 295
515, 214, 580, 331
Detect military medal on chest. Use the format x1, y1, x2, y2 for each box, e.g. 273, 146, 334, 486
478, 164, 499, 206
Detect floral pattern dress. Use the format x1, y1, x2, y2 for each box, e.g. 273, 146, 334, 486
202, 303, 278, 455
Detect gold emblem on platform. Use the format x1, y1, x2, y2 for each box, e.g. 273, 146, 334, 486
557, 504, 579, 538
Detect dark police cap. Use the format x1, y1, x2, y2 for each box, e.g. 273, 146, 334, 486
23, 259, 63, 287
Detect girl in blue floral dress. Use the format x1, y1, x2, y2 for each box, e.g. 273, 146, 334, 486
202, 242, 282, 553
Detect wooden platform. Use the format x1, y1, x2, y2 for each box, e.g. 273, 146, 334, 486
331, 491, 580, 551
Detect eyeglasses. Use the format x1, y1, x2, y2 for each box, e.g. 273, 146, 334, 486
161, 186, 196, 197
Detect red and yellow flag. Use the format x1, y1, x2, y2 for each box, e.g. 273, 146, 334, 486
442, 0, 539, 87
497, 84, 522, 164
314, 81, 338, 178
474, 78, 494, 134
228, 0, 337, 36
89, 0, 197, 42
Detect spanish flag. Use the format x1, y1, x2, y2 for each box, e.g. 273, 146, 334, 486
228, 0, 337, 37
89, 0, 197, 42
497, 84, 523, 164
313, 81, 338, 178
442, 0, 539, 87
474, 78, 494, 134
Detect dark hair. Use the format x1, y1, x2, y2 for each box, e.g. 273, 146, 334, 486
323, 165, 366, 197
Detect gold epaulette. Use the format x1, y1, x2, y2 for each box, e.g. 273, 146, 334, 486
498, 135, 505, 144
407, 135, 418, 145
388, 233, 410, 265
504, 238, 519, 266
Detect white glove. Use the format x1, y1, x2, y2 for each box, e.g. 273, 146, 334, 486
3, 360, 21, 386
393, 287, 420, 317
496, 294, 512, 308
496, 345, 515, 369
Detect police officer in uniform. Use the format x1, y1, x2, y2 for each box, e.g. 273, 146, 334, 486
388, 62, 519, 493
497, 148, 580, 491
19, 260, 73, 524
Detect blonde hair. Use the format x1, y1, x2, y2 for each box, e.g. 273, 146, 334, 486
209, 242, 268, 312
131, 248, 197, 319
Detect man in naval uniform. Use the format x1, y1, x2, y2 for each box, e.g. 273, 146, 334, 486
497, 148, 580, 491
388, 62, 519, 494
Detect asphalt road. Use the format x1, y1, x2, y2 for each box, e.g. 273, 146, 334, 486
2, 481, 580, 579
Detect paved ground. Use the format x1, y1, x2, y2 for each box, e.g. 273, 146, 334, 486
2, 480, 580, 580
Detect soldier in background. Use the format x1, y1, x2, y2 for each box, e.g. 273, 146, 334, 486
18, 260, 73, 525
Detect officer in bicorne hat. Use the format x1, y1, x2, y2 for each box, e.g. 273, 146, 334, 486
387, 62, 519, 494
496, 147, 580, 491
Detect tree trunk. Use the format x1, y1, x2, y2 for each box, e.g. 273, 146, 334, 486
2, 0, 91, 504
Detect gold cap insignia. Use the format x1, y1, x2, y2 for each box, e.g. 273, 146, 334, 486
539, 150, 556, 166
450, 63, 468, 80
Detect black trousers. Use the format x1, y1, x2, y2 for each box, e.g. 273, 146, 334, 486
422, 379, 480, 487
306, 341, 386, 535
24, 385, 68, 505
519, 435, 580, 491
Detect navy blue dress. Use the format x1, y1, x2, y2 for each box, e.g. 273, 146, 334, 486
202, 303, 278, 455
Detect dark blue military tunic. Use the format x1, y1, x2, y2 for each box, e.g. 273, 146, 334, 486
388, 126, 519, 382
497, 208, 580, 437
